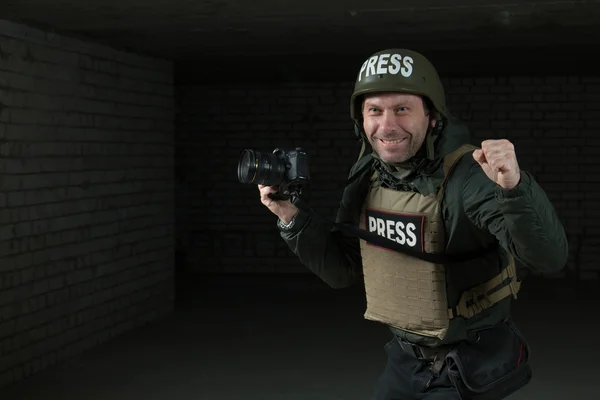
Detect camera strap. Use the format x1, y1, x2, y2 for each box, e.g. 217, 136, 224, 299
292, 198, 497, 265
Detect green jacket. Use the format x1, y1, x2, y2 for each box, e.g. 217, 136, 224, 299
278, 116, 569, 346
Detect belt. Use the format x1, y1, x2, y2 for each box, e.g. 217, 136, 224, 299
396, 337, 453, 362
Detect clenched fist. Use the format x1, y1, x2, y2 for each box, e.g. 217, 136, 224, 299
258, 185, 299, 224
473, 139, 521, 190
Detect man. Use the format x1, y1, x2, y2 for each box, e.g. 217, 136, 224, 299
258, 49, 569, 399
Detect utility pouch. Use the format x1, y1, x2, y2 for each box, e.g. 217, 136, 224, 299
445, 319, 532, 400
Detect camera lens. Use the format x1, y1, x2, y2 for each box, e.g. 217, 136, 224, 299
237, 149, 286, 186
237, 149, 257, 183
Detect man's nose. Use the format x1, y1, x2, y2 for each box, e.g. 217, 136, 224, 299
380, 111, 399, 132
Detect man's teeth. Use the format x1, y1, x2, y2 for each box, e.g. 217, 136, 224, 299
380, 139, 404, 144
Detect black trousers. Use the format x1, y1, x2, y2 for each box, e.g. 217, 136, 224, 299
372, 337, 460, 400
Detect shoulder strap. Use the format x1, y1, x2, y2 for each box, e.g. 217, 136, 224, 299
436, 144, 478, 203
443, 144, 478, 179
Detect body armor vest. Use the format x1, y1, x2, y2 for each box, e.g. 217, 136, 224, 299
358, 144, 521, 341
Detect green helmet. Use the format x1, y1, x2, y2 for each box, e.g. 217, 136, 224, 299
350, 49, 447, 122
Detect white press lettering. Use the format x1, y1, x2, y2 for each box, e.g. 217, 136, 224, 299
368, 216, 377, 232
359, 53, 414, 81
366, 215, 420, 248
376, 54, 390, 74
395, 221, 406, 245
388, 54, 401, 74
376, 217, 385, 237
401, 56, 414, 77
366, 56, 378, 79
386, 219, 395, 241
358, 60, 369, 82
406, 223, 417, 247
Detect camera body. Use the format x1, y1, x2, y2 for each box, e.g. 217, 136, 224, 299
275, 147, 310, 196
237, 147, 310, 201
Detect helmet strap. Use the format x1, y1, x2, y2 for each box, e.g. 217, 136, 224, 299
353, 120, 372, 161
353, 121, 362, 138
353, 120, 371, 143
425, 112, 445, 160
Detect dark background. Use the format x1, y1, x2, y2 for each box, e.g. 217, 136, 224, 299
0, 0, 599, 397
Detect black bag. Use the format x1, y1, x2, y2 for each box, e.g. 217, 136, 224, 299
445, 319, 532, 400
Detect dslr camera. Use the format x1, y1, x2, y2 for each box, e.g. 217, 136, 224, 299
237, 147, 310, 202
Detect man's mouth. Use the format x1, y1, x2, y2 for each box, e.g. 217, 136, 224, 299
379, 138, 406, 145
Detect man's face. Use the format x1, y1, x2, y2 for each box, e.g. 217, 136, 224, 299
362, 92, 436, 164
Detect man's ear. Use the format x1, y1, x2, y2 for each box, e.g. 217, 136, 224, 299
430, 111, 445, 132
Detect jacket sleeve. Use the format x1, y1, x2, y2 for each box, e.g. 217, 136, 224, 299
461, 160, 569, 274
276, 163, 368, 289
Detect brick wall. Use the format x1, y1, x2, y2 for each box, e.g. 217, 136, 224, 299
0, 20, 175, 387
176, 77, 600, 280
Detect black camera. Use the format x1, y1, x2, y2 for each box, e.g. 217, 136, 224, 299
237, 147, 310, 201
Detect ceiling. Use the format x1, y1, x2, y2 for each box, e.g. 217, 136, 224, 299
2, 0, 600, 79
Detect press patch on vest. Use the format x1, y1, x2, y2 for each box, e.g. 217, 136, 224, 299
364, 208, 424, 252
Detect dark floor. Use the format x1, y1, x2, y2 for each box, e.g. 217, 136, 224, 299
0, 274, 598, 400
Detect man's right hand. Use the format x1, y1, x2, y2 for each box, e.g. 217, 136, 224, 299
258, 185, 299, 224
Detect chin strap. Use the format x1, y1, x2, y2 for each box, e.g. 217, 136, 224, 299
425, 113, 445, 160
353, 121, 371, 162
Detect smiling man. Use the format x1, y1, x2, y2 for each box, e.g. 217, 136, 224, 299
362, 92, 435, 164
257, 48, 569, 400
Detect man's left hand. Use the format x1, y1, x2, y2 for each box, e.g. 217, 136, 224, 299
472, 139, 521, 190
